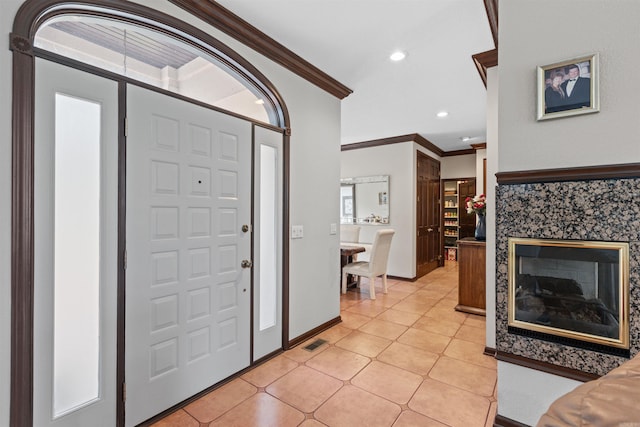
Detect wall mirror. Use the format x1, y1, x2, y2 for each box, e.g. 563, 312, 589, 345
340, 175, 389, 224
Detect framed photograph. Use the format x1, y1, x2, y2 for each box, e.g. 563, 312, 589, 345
537, 53, 599, 121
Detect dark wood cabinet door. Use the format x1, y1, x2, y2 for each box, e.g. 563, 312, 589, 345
456, 238, 486, 315
417, 152, 441, 278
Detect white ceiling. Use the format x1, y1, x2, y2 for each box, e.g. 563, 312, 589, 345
215, 0, 494, 152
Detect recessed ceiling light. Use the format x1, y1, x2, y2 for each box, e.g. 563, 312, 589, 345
460, 136, 471, 142
255, 99, 265, 105
436, 111, 449, 118
390, 51, 406, 61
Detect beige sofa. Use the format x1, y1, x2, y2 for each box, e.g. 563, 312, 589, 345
537, 354, 640, 427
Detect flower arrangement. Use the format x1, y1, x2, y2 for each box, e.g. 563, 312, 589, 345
465, 194, 486, 215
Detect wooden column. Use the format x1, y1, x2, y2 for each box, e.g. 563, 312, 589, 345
456, 237, 486, 316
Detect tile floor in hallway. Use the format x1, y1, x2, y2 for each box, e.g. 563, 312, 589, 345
152, 261, 497, 427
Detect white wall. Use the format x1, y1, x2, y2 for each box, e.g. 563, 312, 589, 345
485, 68, 498, 350
475, 149, 486, 196
497, 0, 640, 423
440, 153, 475, 179
499, 0, 640, 172
1, 2, 342, 423
341, 142, 416, 278
497, 362, 581, 426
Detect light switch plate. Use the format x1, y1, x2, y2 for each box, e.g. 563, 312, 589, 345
291, 225, 304, 239
330, 223, 337, 235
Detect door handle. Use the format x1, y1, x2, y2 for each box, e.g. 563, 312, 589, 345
242, 224, 251, 233
241, 259, 253, 269
427, 228, 433, 232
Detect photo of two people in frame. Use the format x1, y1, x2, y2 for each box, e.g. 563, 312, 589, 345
544, 61, 591, 114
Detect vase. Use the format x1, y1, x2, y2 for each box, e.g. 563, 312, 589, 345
475, 213, 486, 241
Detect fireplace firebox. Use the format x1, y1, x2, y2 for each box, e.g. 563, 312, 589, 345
508, 238, 629, 350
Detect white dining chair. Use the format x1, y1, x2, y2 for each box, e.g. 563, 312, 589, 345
341, 229, 394, 300
340, 224, 361, 244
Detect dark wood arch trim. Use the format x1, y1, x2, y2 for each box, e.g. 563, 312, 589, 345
167, 0, 353, 100
11, 1, 291, 425
12, 0, 290, 129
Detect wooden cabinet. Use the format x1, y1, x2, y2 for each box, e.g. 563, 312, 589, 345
456, 237, 486, 316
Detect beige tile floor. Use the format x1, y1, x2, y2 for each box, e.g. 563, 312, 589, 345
152, 261, 497, 427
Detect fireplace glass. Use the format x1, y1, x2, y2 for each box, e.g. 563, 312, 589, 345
508, 238, 629, 350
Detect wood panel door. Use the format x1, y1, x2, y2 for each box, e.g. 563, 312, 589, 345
416, 152, 441, 278
458, 179, 477, 239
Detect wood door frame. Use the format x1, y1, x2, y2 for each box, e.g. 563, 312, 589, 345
10, 2, 291, 425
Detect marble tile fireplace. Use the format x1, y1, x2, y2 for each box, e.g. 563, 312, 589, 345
496, 174, 640, 376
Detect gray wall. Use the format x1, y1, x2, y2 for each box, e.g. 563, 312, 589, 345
497, 0, 640, 424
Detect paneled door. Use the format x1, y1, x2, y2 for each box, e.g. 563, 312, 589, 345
125, 85, 252, 426
416, 152, 441, 277
34, 59, 119, 426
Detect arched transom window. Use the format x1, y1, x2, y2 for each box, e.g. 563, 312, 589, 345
34, 13, 280, 125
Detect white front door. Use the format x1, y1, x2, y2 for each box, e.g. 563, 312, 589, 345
33, 59, 119, 426
125, 85, 252, 426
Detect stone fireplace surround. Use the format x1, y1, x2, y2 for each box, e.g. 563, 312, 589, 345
496, 175, 640, 376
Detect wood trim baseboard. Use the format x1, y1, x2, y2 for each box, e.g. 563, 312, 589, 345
494, 414, 531, 427
496, 351, 600, 382
168, 0, 352, 99
484, 346, 496, 357
287, 316, 342, 348
496, 163, 640, 185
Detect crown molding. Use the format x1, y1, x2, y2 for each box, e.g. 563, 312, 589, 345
484, 0, 499, 48
341, 134, 478, 157
472, 48, 498, 88
471, 142, 487, 150
168, 0, 353, 99
341, 133, 443, 157
441, 148, 476, 157
472, 0, 499, 87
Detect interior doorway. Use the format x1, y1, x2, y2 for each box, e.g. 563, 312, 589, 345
416, 152, 441, 278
